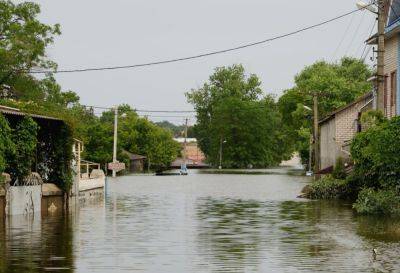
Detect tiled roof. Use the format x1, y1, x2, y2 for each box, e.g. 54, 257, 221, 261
0, 105, 61, 121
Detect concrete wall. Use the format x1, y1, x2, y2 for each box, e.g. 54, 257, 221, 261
41, 183, 64, 217
320, 118, 337, 170
8, 185, 42, 216
79, 177, 104, 192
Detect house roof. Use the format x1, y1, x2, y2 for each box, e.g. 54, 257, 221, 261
367, 0, 400, 44
122, 150, 146, 160
319, 92, 373, 125
0, 105, 61, 121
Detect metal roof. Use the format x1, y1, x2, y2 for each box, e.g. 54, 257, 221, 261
319, 92, 373, 125
0, 105, 61, 121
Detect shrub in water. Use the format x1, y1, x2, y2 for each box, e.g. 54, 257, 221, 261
332, 157, 347, 180
308, 175, 349, 200
353, 188, 400, 215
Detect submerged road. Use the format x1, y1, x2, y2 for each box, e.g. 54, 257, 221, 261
1, 168, 400, 272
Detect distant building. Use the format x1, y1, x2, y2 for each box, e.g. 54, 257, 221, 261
318, 92, 373, 171
172, 138, 208, 168
122, 150, 146, 173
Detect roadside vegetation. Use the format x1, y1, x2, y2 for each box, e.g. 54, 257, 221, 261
0, 1, 180, 176
307, 114, 400, 216
277, 58, 373, 165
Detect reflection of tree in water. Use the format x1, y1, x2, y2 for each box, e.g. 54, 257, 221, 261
356, 216, 400, 272
277, 201, 341, 260
196, 197, 266, 271
356, 216, 400, 242
277, 200, 400, 272
0, 215, 74, 273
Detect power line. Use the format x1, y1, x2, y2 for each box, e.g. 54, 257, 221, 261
359, 19, 377, 61
331, 11, 356, 61
27, 7, 366, 74
83, 105, 195, 113
345, 10, 366, 56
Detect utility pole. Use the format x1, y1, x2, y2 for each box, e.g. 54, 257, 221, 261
313, 93, 320, 176
308, 134, 313, 174
219, 137, 223, 170
377, 0, 386, 111
112, 106, 118, 178
183, 118, 188, 167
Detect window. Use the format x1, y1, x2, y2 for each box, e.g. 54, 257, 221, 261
384, 74, 389, 115
391, 70, 397, 108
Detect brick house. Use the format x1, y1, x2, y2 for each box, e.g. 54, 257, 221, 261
319, 92, 373, 171
367, 0, 400, 118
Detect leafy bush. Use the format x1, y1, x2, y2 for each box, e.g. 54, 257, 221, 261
353, 188, 400, 215
351, 116, 400, 190
308, 175, 349, 200
8, 117, 39, 183
0, 114, 14, 184
332, 157, 347, 180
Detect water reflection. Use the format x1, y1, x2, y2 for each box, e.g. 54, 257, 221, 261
196, 198, 265, 271
0, 214, 73, 273
1, 172, 400, 273
196, 197, 400, 273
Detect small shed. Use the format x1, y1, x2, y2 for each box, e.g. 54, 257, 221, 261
122, 150, 147, 173
318, 92, 373, 171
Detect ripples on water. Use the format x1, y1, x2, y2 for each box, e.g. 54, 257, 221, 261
1, 169, 400, 273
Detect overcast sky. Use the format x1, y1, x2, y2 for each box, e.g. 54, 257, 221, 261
30, 0, 375, 124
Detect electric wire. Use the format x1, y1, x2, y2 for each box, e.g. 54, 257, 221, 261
359, 19, 377, 61
345, 10, 366, 56
26, 7, 367, 74
332, 11, 356, 61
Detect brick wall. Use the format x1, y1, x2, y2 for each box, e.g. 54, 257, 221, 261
384, 35, 398, 118
319, 94, 373, 169
335, 96, 372, 145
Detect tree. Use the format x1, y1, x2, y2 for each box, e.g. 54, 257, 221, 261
278, 57, 373, 164
186, 64, 289, 168
83, 105, 180, 171
0, 1, 60, 77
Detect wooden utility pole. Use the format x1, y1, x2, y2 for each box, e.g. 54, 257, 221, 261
112, 106, 118, 178
183, 118, 188, 166
377, 0, 386, 111
313, 93, 320, 175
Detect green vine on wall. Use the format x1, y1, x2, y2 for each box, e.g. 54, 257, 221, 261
8, 116, 39, 183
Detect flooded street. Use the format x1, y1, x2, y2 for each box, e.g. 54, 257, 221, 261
1, 168, 400, 273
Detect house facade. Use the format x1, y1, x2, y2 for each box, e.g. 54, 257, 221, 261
368, 0, 400, 118
319, 92, 373, 171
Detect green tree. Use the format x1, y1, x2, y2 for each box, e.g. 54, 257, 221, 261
83, 105, 180, 172
186, 64, 289, 168
278, 57, 373, 164
0, 1, 60, 96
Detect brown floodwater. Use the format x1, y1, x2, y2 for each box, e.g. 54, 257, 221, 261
1, 168, 400, 273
